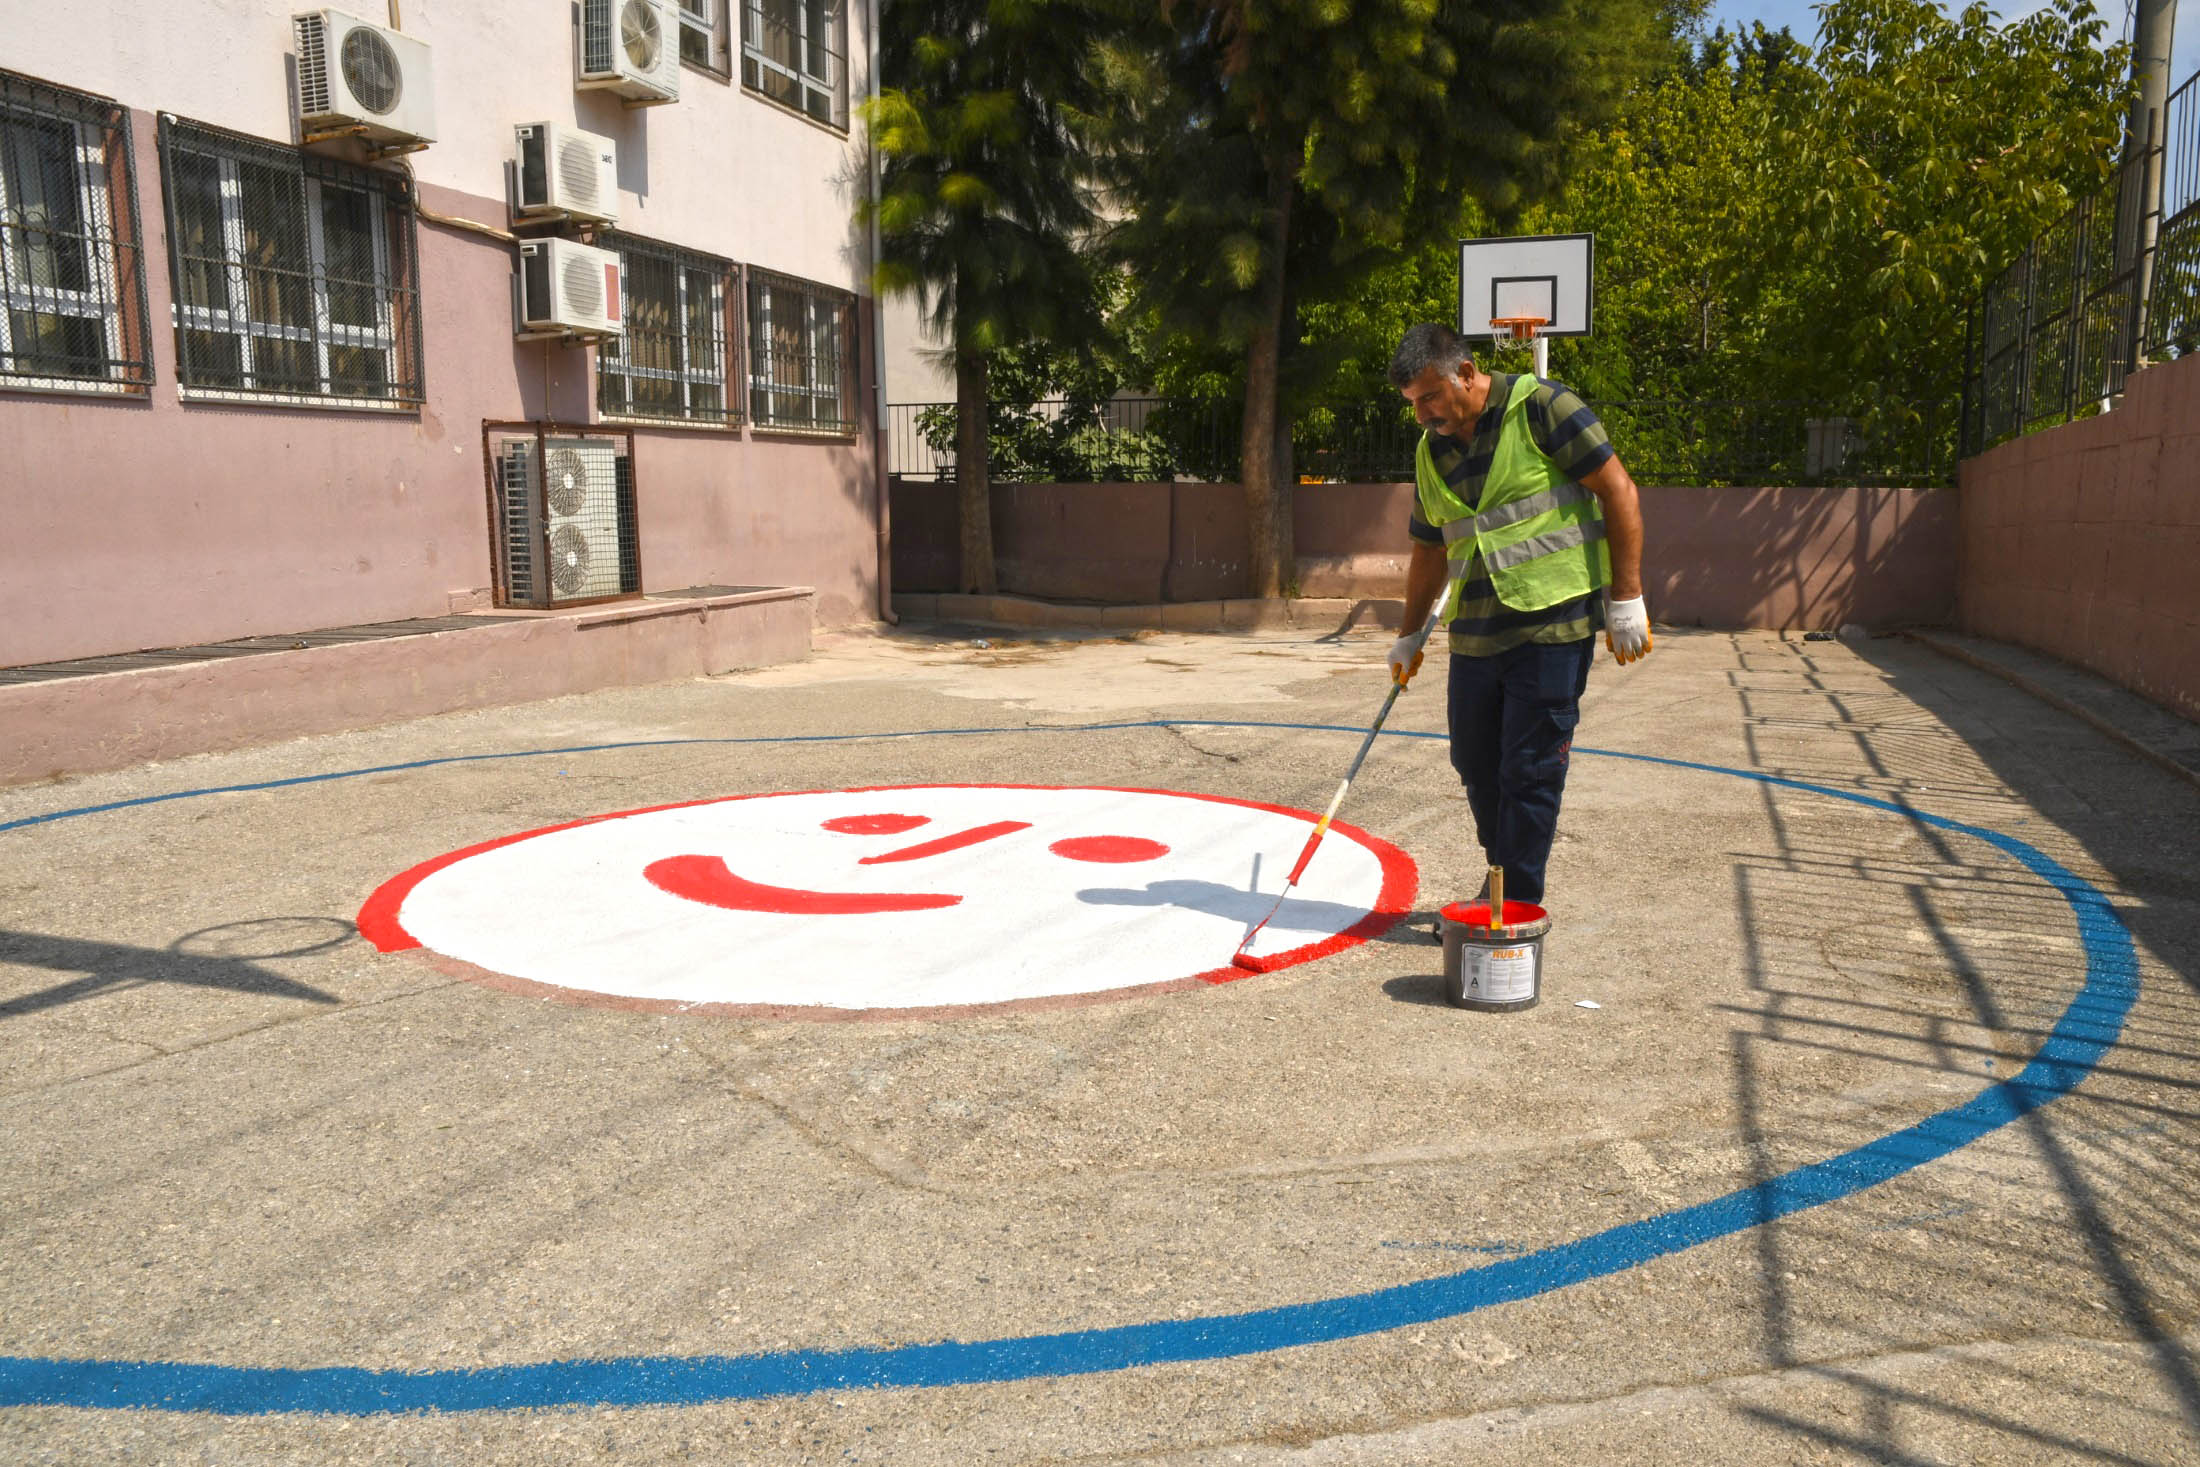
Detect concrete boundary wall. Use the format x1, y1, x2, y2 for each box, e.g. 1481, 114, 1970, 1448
891, 480, 1956, 632
0, 588, 812, 788
1956, 352, 2200, 724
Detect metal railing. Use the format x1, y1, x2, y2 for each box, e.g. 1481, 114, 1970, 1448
2146, 67, 2200, 358
1964, 66, 2200, 451
889, 394, 1958, 487
157, 115, 423, 405
0, 69, 153, 392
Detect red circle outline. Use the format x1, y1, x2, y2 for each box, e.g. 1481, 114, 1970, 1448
356, 784, 1418, 1015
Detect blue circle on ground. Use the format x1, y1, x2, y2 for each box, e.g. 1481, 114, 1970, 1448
0, 723, 2140, 1415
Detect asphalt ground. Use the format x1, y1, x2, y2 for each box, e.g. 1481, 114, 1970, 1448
2, 623, 2197, 1465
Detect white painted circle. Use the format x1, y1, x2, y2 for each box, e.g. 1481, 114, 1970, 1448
365, 785, 1415, 1012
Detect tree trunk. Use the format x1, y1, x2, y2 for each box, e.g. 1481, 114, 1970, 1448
956, 349, 995, 595
1240, 164, 1294, 599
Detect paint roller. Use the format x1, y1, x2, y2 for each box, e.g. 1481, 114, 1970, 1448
1230, 615, 1438, 973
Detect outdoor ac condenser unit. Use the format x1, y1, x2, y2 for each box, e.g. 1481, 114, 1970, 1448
577, 0, 681, 104
515, 122, 619, 225
294, 9, 436, 147
496, 437, 631, 605
540, 438, 626, 601
516, 238, 623, 337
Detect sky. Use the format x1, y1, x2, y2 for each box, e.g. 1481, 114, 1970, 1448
1703, 0, 2197, 93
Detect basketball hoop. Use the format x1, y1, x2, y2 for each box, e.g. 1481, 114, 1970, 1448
1489, 315, 1548, 343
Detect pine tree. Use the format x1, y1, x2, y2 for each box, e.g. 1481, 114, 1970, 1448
866, 0, 1108, 594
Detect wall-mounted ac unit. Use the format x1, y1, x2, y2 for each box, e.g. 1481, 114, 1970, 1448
294, 9, 436, 147
517, 238, 623, 337
495, 436, 633, 605
578, 0, 681, 104
515, 122, 619, 225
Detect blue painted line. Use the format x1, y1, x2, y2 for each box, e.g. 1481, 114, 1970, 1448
0, 724, 2140, 1415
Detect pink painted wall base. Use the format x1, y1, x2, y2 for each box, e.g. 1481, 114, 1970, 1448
890, 480, 1956, 632
0, 588, 812, 788
1958, 351, 2200, 723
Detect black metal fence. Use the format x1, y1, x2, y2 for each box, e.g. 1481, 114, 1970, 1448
2148, 67, 2200, 359
1964, 67, 2200, 452
889, 394, 1958, 488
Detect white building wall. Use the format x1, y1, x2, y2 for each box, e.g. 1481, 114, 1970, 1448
0, 0, 871, 289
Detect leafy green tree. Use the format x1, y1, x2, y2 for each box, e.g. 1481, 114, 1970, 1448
865, 0, 1110, 593
1101, 0, 1665, 596
1762, 0, 2130, 405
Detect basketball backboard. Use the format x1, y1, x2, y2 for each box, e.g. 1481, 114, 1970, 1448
1458, 233, 1594, 339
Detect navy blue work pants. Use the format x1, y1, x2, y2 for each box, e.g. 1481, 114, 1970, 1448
1445, 638, 1595, 906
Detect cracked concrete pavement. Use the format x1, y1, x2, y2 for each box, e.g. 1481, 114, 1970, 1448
2, 621, 2197, 1464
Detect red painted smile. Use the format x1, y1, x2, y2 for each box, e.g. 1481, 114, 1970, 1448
644, 854, 961, 915
642, 814, 1173, 917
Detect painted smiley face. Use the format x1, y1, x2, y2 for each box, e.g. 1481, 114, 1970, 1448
359, 785, 1416, 1013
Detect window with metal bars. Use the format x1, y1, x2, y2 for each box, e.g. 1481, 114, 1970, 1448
598, 233, 738, 425
678, 0, 731, 75
746, 267, 854, 433
740, 0, 846, 129
156, 116, 422, 404
0, 71, 152, 393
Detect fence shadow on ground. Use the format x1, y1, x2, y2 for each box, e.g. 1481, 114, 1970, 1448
1708, 631, 2200, 1459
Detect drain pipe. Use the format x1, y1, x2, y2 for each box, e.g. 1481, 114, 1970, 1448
866, 0, 897, 625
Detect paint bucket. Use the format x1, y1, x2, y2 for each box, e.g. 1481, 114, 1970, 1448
1441, 900, 1550, 1011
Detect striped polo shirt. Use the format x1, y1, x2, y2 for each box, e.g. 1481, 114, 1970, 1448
1408, 374, 1615, 657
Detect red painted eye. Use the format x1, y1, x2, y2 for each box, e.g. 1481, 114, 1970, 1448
1049, 835, 1170, 864
822, 814, 931, 835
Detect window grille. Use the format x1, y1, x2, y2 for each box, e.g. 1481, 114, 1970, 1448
741, 0, 846, 129
678, 0, 731, 74
598, 233, 739, 425
157, 116, 423, 404
485, 422, 640, 608
746, 267, 854, 433
0, 70, 151, 392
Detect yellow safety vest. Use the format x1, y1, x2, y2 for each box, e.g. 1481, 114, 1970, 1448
1414, 374, 1612, 618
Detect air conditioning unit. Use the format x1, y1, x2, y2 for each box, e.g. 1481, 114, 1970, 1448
577, 0, 681, 104
294, 9, 436, 147
496, 437, 630, 604
515, 122, 619, 225
517, 238, 623, 337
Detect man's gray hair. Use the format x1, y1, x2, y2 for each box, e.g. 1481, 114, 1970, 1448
1387, 323, 1474, 389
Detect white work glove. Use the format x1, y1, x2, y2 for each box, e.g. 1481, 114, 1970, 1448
1605, 594, 1653, 665
1387, 627, 1429, 687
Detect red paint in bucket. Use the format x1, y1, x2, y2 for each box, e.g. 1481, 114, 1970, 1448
1439, 899, 1548, 930
1440, 900, 1551, 1011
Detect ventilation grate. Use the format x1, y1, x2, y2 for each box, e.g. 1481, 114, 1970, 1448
295, 15, 331, 116
340, 26, 402, 114
557, 135, 602, 212
561, 253, 605, 320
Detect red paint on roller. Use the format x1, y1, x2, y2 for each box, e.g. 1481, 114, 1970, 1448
822, 813, 931, 836
644, 854, 961, 915
860, 820, 1031, 864
1049, 835, 1170, 864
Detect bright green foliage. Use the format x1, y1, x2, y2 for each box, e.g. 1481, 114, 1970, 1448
1294, 0, 2131, 434
1101, 0, 1667, 589
863, 0, 1105, 358
1758, 0, 2129, 403
863, 0, 1116, 590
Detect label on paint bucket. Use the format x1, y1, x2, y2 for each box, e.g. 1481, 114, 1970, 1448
1464, 944, 1536, 1003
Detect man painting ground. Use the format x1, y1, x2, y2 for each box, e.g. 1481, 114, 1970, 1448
1384, 323, 1653, 910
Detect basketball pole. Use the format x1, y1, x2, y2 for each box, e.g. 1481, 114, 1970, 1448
1533, 334, 1548, 380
